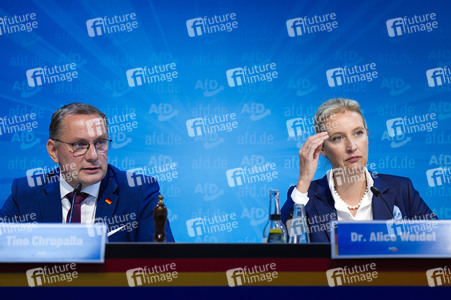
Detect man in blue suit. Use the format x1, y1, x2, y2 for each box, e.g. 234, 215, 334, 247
281, 98, 436, 243
0, 103, 174, 242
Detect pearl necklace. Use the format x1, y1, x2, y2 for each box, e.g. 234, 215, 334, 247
333, 186, 368, 210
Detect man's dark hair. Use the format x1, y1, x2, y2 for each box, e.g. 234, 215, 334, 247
49, 102, 108, 139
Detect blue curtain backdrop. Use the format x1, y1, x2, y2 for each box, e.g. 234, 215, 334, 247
0, 0, 450, 242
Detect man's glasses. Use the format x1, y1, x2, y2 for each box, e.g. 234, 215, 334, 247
52, 138, 112, 157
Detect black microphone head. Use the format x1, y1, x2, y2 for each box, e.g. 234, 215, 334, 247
74, 183, 83, 194
370, 186, 381, 196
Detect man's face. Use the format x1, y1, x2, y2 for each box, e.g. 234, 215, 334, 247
46, 114, 109, 188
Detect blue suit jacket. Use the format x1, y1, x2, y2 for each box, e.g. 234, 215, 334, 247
0, 164, 175, 242
281, 172, 437, 243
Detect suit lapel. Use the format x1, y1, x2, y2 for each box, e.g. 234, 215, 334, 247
41, 172, 63, 222
371, 173, 393, 219
95, 167, 118, 221
310, 176, 337, 241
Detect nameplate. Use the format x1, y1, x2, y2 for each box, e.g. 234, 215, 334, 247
331, 220, 451, 259
0, 223, 107, 263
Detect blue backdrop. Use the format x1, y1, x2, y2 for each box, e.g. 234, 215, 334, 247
0, 0, 450, 242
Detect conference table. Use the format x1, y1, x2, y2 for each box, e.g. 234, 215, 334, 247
0, 243, 450, 298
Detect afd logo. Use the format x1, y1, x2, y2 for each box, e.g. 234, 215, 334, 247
426, 267, 451, 287
426, 167, 451, 187
426, 67, 451, 87
186, 18, 203, 37
26, 168, 45, 187
386, 118, 404, 138
126, 68, 144, 87
226, 168, 245, 187
26, 68, 44, 87
186, 118, 204, 137
186, 218, 204, 237
126, 268, 145, 287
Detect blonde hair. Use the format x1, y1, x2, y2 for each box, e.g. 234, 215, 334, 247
314, 98, 367, 133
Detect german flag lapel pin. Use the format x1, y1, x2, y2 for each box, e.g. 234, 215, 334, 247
105, 198, 113, 205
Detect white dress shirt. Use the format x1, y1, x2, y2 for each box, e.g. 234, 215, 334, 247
60, 175, 100, 223
291, 167, 374, 220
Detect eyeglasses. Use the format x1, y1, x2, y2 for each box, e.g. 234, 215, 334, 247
52, 138, 112, 157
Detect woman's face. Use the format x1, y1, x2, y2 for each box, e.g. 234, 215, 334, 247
321, 110, 369, 173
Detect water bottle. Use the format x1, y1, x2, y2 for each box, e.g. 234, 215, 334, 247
263, 189, 287, 243
288, 204, 310, 243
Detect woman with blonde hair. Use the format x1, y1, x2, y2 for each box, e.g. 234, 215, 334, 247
281, 98, 436, 242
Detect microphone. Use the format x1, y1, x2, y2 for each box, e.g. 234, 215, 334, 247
68, 183, 83, 223
370, 186, 393, 219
